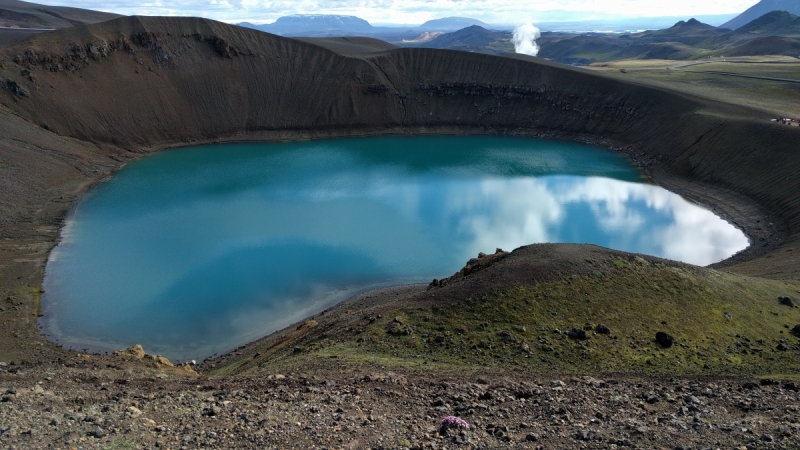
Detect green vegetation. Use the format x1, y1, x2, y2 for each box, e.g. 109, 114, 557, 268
587, 58, 800, 117
245, 258, 800, 377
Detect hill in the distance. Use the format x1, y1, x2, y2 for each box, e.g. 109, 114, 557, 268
0, 0, 120, 29
417, 17, 488, 31
418, 25, 512, 55
733, 10, 800, 36
721, 0, 800, 29
0, 0, 121, 48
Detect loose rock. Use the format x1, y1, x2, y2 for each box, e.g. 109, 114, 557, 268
568, 328, 589, 340
656, 331, 674, 348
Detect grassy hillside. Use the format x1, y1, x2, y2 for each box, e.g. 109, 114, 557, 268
209, 245, 800, 377
418, 25, 513, 55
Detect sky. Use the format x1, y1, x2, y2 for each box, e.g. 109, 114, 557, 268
37, 0, 760, 25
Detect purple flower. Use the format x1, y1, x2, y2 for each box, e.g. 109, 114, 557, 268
437, 415, 471, 432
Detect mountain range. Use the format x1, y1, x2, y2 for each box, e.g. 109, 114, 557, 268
238, 15, 493, 40
415, 11, 800, 64
238, 14, 742, 40
0, 1, 797, 64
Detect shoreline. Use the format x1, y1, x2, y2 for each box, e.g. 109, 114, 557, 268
21, 125, 779, 365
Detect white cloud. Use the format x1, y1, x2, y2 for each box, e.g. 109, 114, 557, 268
34, 0, 759, 24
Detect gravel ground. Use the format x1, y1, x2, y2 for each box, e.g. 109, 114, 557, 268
1, 357, 800, 449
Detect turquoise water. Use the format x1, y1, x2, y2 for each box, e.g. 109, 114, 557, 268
40, 136, 749, 361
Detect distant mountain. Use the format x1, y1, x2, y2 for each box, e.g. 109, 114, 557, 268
422, 25, 512, 54
670, 18, 718, 31
238, 14, 499, 40
239, 10, 800, 62
273, 14, 373, 32
633, 18, 727, 45
418, 17, 489, 31
240, 14, 374, 37
414, 12, 800, 64
721, 0, 800, 29
733, 10, 800, 36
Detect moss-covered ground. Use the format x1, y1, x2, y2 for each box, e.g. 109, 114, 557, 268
252, 257, 800, 377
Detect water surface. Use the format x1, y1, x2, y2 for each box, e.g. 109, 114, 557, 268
41, 136, 748, 360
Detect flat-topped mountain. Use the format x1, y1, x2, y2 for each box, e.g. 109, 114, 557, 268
417, 16, 489, 31
240, 14, 374, 37
238, 14, 499, 40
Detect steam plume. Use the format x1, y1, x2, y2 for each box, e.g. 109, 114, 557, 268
513, 21, 541, 56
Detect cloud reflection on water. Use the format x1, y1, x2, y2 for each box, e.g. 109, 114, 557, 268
41, 138, 751, 361
443, 176, 748, 266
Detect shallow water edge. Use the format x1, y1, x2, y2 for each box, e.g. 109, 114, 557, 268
38, 132, 755, 361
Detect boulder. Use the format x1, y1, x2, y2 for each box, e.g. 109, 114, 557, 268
145, 354, 174, 367
779, 296, 795, 307
655, 331, 674, 348
113, 344, 145, 359
568, 328, 589, 340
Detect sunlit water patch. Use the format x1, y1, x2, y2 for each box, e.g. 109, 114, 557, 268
40, 136, 748, 360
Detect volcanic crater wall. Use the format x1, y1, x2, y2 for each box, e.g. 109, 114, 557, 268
0, 16, 799, 276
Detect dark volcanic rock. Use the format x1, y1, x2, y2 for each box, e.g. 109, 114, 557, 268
656, 331, 674, 348
595, 324, 611, 335
568, 328, 589, 340
779, 296, 795, 307
3, 80, 28, 98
